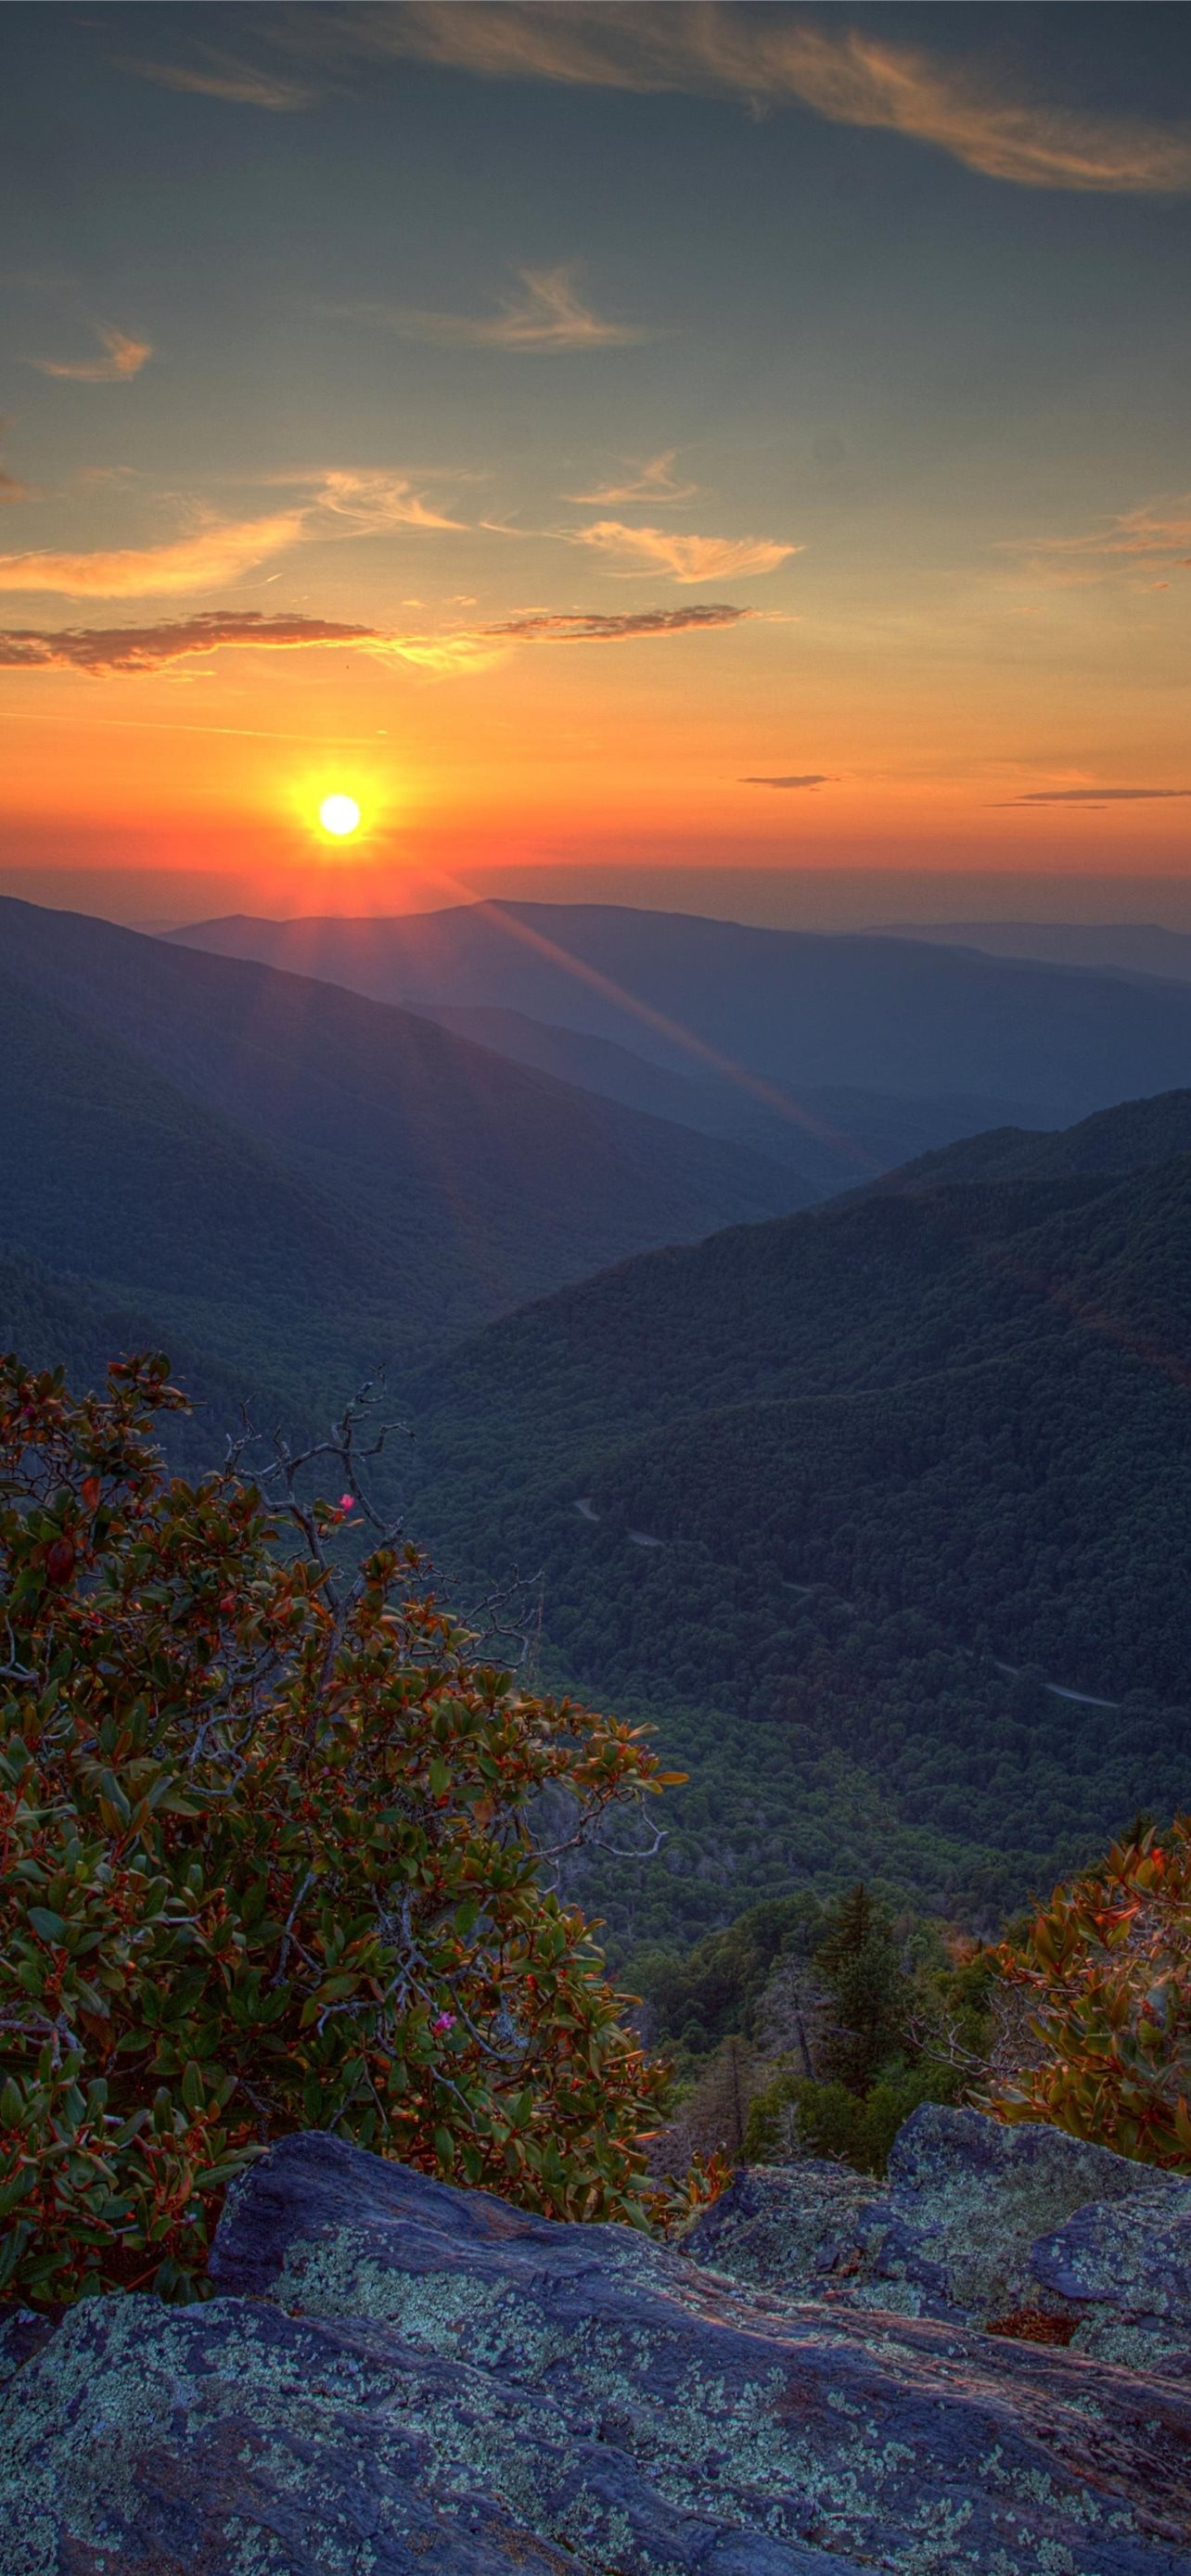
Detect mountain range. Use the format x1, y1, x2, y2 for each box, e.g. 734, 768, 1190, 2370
6, 890, 1191, 1950
0, 896, 817, 1419
168, 900, 1191, 1134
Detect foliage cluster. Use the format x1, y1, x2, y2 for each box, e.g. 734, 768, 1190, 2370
0, 1355, 701, 2304
637, 1883, 996, 2177
982, 1818, 1191, 2166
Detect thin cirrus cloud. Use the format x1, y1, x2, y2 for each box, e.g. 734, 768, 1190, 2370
0, 472, 464, 599
565, 452, 698, 506
0, 512, 310, 599
29, 326, 153, 384
1016, 498, 1191, 566
571, 521, 798, 582
314, 5, 1191, 197
0, 601, 751, 675
334, 266, 648, 351
740, 772, 835, 789
117, 50, 315, 110
313, 468, 465, 531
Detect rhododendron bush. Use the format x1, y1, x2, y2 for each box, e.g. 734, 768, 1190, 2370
981, 1818, 1191, 2168
0, 1354, 693, 2302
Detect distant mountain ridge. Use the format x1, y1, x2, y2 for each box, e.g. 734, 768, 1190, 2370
168, 899, 1191, 1127
878, 919, 1191, 984
412, 1002, 1035, 1190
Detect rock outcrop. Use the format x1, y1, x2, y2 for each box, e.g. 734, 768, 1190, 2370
1, 2106, 1189, 2574
685, 2103, 1191, 2376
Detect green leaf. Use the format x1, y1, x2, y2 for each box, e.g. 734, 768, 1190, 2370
181, 2061, 207, 2113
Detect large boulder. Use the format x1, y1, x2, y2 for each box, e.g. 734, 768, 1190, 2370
1, 2115, 1190, 2574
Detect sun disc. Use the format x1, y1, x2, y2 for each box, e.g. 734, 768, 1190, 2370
319, 793, 361, 837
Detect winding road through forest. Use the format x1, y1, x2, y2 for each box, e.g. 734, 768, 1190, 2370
571, 1497, 1123, 1713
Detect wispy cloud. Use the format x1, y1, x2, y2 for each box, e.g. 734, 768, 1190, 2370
0, 512, 309, 599
336, 265, 648, 351
565, 451, 697, 505
119, 50, 314, 110
570, 519, 798, 582
0, 601, 750, 674
318, 6, 1191, 196
1016, 498, 1191, 567
741, 772, 834, 789
1000, 785, 1191, 806
0, 468, 467, 599
313, 468, 465, 531
29, 326, 152, 384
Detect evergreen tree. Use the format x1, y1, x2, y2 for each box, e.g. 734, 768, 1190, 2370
813, 1884, 909, 2095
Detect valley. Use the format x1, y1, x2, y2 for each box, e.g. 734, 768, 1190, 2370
4, 893, 1191, 1958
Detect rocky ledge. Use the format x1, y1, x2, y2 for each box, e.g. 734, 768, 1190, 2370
1, 2105, 1189, 2575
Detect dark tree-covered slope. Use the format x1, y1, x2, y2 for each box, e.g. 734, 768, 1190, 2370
871, 1088, 1191, 1194
0, 1248, 287, 1475
401, 1103, 1191, 1939
0, 968, 399, 1405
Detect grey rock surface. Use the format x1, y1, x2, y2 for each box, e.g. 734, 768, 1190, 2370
1032, 2178, 1191, 2378
1, 2114, 1189, 2574
685, 2103, 1191, 2342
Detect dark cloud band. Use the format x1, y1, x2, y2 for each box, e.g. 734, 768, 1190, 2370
740, 772, 834, 789
0, 601, 751, 675
1000, 786, 1191, 806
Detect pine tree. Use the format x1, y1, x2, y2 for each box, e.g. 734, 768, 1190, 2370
813, 1884, 909, 2095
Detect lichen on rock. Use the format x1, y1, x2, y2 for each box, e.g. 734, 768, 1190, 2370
1, 2114, 1189, 2573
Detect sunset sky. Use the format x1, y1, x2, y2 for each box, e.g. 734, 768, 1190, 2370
3, 3, 1191, 923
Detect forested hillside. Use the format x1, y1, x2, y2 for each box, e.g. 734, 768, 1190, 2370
401, 1099, 1191, 1945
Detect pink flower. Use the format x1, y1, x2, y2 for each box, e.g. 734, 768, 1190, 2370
338, 1493, 354, 1511
431, 2011, 456, 2034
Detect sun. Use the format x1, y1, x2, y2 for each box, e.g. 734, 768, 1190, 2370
319, 793, 362, 837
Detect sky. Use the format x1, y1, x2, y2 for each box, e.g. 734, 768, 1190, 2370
3, 2, 1191, 925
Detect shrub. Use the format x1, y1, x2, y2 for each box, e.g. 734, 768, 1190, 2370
0, 1354, 695, 2302
745, 2063, 958, 2174
980, 1819, 1191, 2167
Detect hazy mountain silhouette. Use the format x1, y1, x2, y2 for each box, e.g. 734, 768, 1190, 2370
0, 897, 819, 1396
413, 1002, 1034, 1189
168, 901, 1191, 1126
879, 920, 1191, 984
